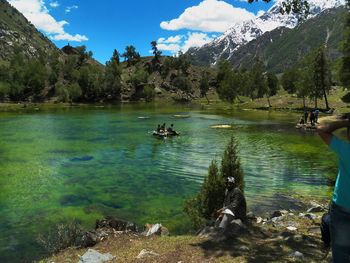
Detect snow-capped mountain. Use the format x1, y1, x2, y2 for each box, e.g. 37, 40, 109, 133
187, 0, 345, 65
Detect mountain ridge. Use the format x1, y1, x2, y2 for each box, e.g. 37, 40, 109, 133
0, 0, 59, 60
187, 0, 346, 67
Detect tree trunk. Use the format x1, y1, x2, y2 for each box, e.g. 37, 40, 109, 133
323, 90, 329, 110
314, 97, 318, 109
205, 94, 210, 104
267, 96, 272, 107
303, 96, 306, 109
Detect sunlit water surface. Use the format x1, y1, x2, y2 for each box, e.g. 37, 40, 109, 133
0, 104, 337, 261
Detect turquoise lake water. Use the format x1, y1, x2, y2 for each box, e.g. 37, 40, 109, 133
0, 104, 337, 261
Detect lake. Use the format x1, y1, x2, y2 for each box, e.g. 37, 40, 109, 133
0, 103, 337, 262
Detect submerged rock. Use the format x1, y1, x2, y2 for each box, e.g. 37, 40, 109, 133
70, 156, 94, 162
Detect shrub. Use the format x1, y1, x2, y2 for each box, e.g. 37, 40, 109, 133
143, 84, 155, 102
0, 81, 10, 101
184, 135, 244, 229
37, 220, 84, 254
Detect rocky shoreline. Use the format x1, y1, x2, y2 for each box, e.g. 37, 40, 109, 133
45, 199, 331, 263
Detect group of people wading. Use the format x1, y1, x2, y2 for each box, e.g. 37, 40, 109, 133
299, 109, 320, 126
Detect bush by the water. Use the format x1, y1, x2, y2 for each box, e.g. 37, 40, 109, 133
37, 220, 84, 254
184, 136, 244, 229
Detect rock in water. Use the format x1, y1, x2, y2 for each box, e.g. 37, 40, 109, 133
78, 249, 115, 263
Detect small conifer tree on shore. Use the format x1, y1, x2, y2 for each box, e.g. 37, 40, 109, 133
184, 135, 244, 229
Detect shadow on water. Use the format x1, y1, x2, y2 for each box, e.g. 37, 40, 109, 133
249, 193, 307, 215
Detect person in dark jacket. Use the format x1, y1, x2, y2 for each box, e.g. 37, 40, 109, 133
215, 177, 247, 229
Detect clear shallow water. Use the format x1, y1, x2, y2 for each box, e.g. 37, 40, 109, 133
0, 104, 337, 261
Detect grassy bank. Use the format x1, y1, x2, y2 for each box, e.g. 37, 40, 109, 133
195, 87, 350, 114
43, 201, 330, 263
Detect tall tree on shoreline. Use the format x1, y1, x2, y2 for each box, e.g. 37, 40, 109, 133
266, 72, 279, 107
199, 71, 210, 104
313, 47, 331, 109
104, 52, 122, 101
249, 59, 267, 100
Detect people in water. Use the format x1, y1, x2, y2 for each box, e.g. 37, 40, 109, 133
304, 110, 308, 124
161, 123, 166, 132
299, 109, 320, 127
154, 123, 178, 136
167, 124, 174, 133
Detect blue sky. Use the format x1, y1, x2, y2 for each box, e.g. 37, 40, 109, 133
8, 0, 274, 63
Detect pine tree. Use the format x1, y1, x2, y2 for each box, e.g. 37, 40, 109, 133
199, 71, 210, 104
221, 136, 244, 192
313, 47, 331, 109
122, 45, 140, 66
296, 68, 313, 108
104, 52, 122, 101
151, 41, 162, 64
184, 136, 244, 228
266, 72, 279, 107
249, 59, 267, 100
282, 68, 298, 94
112, 49, 120, 65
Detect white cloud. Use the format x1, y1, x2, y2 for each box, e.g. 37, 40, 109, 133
52, 33, 88, 42
7, 0, 87, 42
181, 32, 214, 52
65, 5, 78, 14
157, 32, 214, 54
49, 1, 59, 8
158, 35, 183, 44
157, 43, 181, 53
160, 0, 255, 33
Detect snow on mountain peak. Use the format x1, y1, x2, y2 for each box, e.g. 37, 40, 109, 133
194, 0, 345, 64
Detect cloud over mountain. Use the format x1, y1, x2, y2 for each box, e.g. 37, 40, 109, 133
160, 0, 255, 33
7, 0, 88, 42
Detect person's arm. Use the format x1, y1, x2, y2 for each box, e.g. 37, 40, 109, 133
317, 118, 349, 145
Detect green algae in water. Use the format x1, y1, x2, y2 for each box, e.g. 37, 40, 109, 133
0, 105, 338, 262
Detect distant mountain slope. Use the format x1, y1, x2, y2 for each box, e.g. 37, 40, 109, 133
229, 7, 346, 73
187, 0, 345, 67
0, 0, 59, 60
